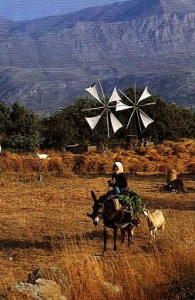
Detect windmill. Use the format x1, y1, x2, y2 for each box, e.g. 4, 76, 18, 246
83, 80, 123, 138
116, 86, 155, 138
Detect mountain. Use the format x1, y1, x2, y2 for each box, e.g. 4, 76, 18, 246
0, 0, 195, 113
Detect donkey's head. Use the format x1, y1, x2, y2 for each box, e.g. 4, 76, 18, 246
87, 191, 104, 226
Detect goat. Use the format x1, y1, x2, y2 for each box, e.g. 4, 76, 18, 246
37, 153, 49, 160
143, 208, 165, 237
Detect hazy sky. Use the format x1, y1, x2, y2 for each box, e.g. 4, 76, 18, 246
0, 0, 125, 20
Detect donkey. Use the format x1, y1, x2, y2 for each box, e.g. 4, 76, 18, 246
87, 191, 140, 253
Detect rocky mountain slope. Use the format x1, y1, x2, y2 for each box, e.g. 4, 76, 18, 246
0, 0, 195, 113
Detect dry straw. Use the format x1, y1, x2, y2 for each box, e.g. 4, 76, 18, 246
0, 139, 195, 176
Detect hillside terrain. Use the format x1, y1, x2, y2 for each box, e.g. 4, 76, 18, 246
1, 0, 195, 112
0, 168, 194, 299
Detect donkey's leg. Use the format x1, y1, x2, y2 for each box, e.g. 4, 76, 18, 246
127, 226, 131, 247
127, 225, 134, 246
102, 226, 107, 253
121, 228, 125, 243
113, 227, 117, 251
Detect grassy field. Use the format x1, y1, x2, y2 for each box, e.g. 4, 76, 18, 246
0, 172, 194, 299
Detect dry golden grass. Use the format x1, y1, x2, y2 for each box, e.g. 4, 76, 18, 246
0, 171, 194, 299
1, 139, 195, 178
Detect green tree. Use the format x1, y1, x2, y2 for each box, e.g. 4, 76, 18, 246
0, 102, 10, 146
5, 102, 42, 152
41, 109, 78, 150
151, 98, 195, 143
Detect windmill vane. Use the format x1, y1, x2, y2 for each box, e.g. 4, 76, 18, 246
83, 81, 123, 138
116, 86, 156, 132
83, 81, 156, 138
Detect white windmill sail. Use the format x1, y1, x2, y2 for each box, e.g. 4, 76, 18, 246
116, 89, 134, 111
139, 109, 154, 128
138, 86, 151, 104
115, 85, 155, 131
116, 101, 132, 111
110, 112, 123, 133
85, 82, 103, 104
84, 81, 125, 137
85, 113, 103, 130
108, 87, 122, 103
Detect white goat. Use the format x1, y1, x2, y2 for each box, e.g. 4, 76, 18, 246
143, 208, 165, 237
37, 153, 49, 159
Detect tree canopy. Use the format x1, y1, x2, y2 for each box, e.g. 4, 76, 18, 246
0, 87, 195, 152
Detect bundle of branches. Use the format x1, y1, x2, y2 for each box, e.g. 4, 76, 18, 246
118, 191, 143, 216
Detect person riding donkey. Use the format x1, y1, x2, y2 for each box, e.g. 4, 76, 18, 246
87, 161, 142, 218
107, 161, 128, 195
107, 162, 142, 215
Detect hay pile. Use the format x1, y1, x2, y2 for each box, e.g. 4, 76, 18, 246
1, 138, 195, 176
